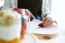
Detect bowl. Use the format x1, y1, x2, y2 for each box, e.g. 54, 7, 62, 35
34, 34, 57, 40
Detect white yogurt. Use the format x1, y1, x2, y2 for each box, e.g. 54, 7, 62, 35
0, 10, 21, 40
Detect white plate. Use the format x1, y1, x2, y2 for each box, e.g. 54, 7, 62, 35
20, 34, 38, 43
27, 19, 58, 34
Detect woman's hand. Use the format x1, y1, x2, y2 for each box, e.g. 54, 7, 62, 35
25, 9, 35, 19
42, 14, 57, 27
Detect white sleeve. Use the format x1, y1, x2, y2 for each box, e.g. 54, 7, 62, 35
42, 0, 52, 18
42, 0, 52, 15
2, 0, 17, 9
10, 0, 17, 8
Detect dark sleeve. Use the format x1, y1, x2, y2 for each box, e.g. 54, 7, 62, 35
18, 0, 42, 16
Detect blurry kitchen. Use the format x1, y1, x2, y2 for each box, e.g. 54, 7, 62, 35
0, 0, 65, 43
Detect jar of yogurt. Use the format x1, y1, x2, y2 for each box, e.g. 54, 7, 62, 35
0, 10, 21, 43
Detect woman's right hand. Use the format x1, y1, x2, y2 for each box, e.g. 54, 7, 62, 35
43, 17, 57, 27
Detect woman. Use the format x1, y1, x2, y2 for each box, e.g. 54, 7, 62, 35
2, 0, 35, 19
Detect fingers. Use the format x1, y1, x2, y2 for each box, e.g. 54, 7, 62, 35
45, 21, 53, 26
25, 9, 35, 19
32, 15, 36, 19
43, 16, 57, 27
53, 21, 57, 24
44, 17, 53, 26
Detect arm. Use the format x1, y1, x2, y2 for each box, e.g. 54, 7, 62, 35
25, 9, 35, 19
9, 0, 17, 8
2, 0, 17, 9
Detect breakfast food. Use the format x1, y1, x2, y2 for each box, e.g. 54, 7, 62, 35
0, 10, 21, 43
38, 22, 45, 27
34, 34, 57, 40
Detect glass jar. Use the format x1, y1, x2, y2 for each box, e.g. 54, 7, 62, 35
0, 10, 21, 43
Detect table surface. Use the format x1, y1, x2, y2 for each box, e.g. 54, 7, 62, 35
20, 33, 38, 43
26, 19, 59, 34
20, 33, 65, 43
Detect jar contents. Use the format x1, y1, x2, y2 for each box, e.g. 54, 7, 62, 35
0, 10, 21, 43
